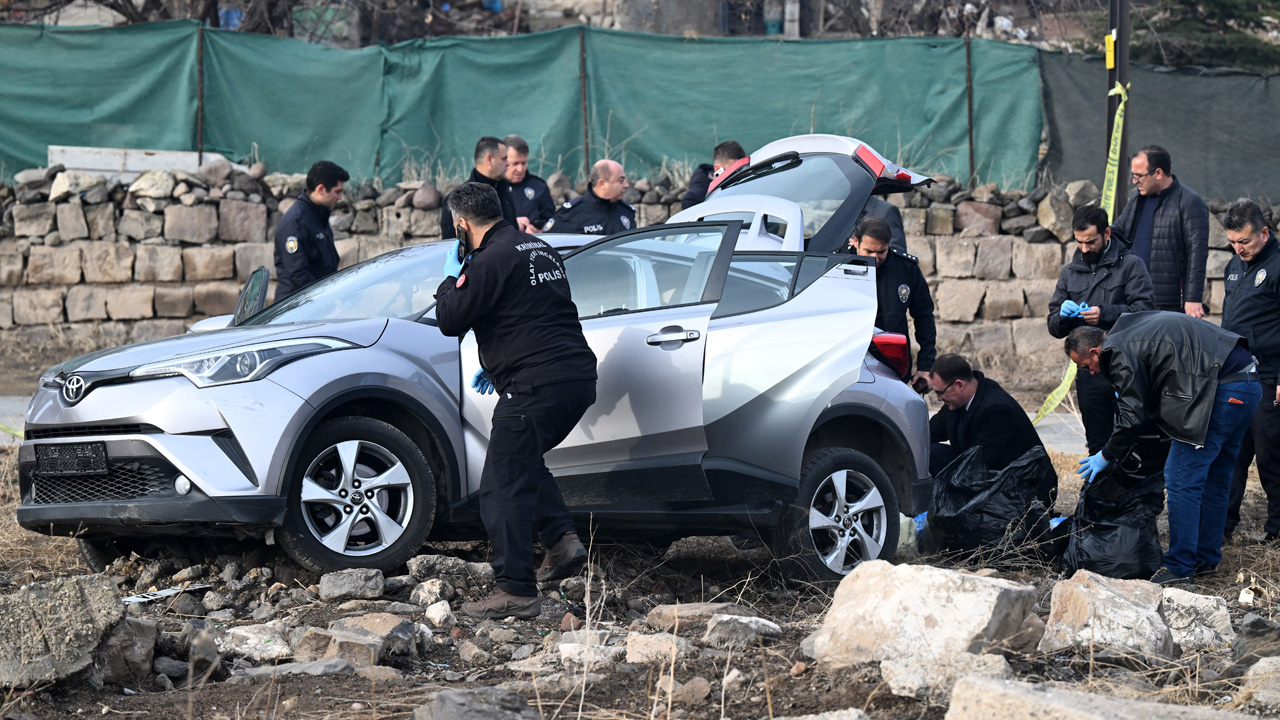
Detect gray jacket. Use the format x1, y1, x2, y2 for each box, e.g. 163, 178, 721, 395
1047, 237, 1155, 338
1112, 177, 1209, 311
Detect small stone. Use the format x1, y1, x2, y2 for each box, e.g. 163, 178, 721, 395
790, 661, 808, 676
625, 632, 694, 664
702, 614, 783, 649
561, 613, 583, 632
670, 675, 711, 706
410, 579, 455, 607
318, 568, 385, 602
425, 600, 456, 630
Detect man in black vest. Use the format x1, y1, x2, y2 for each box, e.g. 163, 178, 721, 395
441, 136, 518, 240
927, 353, 1056, 507
273, 160, 347, 303
503, 134, 555, 232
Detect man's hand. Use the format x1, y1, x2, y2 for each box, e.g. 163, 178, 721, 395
517, 217, 538, 233
1059, 300, 1081, 318
443, 239, 464, 278
910, 371, 931, 394
1274, 383, 1280, 406
471, 369, 494, 395
1077, 452, 1111, 483
1080, 305, 1102, 325
1185, 301, 1205, 318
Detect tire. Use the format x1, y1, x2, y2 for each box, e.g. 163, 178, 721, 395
77, 538, 139, 573
772, 448, 899, 582
279, 416, 436, 573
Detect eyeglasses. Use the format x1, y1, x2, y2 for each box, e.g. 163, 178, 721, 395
1131, 171, 1153, 181
934, 379, 958, 397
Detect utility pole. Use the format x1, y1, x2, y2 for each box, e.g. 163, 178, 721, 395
1107, 0, 1130, 211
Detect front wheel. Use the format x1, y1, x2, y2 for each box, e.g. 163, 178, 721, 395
772, 448, 899, 582
279, 417, 436, 573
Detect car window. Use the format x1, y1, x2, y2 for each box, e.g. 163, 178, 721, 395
711, 253, 843, 319
713, 155, 852, 240
565, 227, 728, 319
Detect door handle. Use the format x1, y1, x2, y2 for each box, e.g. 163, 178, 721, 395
646, 328, 701, 345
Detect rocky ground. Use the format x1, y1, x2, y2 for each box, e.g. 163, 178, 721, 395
2, 448, 1280, 719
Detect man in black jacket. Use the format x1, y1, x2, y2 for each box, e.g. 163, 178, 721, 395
503, 135, 555, 232
435, 182, 597, 619
849, 217, 934, 390
1048, 206, 1155, 453
862, 196, 907, 253
549, 159, 635, 234
1066, 313, 1262, 584
1111, 145, 1209, 316
681, 140, 746, 210
1221, 200, 1280, 542
927, 354, 1056, 506
441, 137, 518, 240
273, 160, 348, 303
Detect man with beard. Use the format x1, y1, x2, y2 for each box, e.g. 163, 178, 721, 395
1048, 206, 1155, 453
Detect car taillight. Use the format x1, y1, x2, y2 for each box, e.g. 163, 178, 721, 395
870, 334, 910, 380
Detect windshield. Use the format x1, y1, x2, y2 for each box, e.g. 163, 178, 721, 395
243, 243, 449, 326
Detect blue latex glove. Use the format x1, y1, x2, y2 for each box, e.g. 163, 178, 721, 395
1079, 302, 1090, 313
1060, 300, 1081, 317
443, 239, 464, 278
1077, 451, 1111, 483
471, 369, 494, 395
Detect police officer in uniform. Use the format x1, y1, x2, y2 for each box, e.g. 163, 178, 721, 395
849, 216, 936, 392
273, 160, 348, 303
862, 195, 907, 253
434, 182, 598, 619
548, 159, 635, 235
1221, 200, 1280, 542
503, 134, 555, 232
441, 137, 518, 241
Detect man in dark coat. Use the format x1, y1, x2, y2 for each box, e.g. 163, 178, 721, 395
549, 159, 635, 235
1221, 200, 1280, 542
862, 195, 907, 253
1066, 313, 1262, 584
1111, 145, 1209, 316
681, 140, 746, 209
273, 160, 347, 303
441, 136, 518, 240
927, 353, 1057, 507
1048, 206, 1155, 453
849, 216, 934, 390
503, 134, 555, 232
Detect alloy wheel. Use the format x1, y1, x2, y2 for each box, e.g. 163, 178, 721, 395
807, 468, 887, 574
300, 439, 415, 557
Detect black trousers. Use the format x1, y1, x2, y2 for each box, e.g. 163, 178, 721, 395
1226, 383, 1280, 536
480, 379, 595, 597
1076, 367, 1116, 455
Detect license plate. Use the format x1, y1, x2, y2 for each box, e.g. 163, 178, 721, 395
35, 442, 108, 476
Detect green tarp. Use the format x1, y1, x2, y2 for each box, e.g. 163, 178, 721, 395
0, 22, 198, 178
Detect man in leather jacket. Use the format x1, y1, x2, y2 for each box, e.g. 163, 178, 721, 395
1066, 313, 1262, 584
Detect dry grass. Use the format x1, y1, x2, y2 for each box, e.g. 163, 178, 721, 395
0, 446, 84, 580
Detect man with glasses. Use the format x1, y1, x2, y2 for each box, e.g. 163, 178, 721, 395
927, 353, 1056, 506
274, 160, 348, 303
1112, 145, 1210, 316
849, 217, 935, 392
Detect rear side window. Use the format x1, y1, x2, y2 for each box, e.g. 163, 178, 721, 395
712, 253, 841, 318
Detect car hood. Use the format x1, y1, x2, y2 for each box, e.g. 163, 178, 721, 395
59, 319, 389, 373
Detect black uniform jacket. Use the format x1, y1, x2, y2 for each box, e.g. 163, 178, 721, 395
1100, 311, 1247, 460
434, 221, 597, 394
1047, 237, 1155, 338
862, 196, 907, 253
681, 164, 714, 210
928, 372, 1050, 484
549, 186, 636, 235
274, 193, 339, 303
1223, 236, 1280, 385
870, 248, 936, 374
508, 173, 555, 229
441, 168, 518, 240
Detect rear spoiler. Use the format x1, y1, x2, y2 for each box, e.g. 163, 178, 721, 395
710, 141, 934, 196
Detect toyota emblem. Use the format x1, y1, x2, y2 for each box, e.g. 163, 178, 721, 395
62, 375, 86, 404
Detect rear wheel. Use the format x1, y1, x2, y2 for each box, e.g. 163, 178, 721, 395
772, 448, 899, 582
279, 417, 436, 573
77, 538, 142, 573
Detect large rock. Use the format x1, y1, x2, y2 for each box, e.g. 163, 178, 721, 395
407, 554, 495, 584
381, 207, 411, 239
293, 628, 382, 668
81, 242, 134, 283
196, 159, 233, 188
48, 171, 103, 202
982, 283, 1025, 319
1065, 179, 1101, 208
96, 617, 159, 685
0, 575, 125, 687
134, 245, 183, 282
329, 613, 417, 659
410, 209, 441, 238
1011, 237, 1062, 279
702, 614, 782, 649
13, 202, 56, 238
117, 209, 163, 241
1162, 587, 1233, 652
935, 280, 987, 322
1038, 569, 1176, 659
56, 204, 89, 241
183, 246, 235, 281
12, 288, 64, 324
218, 199, 267, 243
130, 170, 176, 199
0, 253, 24, 286
106, 286, 154, 320
1208, 212, 1230, 250
1244, 656, 1280, 706
234, 243, 275, 281
935, 236, 977, 278
65, 286, 109, 322
1036, 190, 1073, 242
902, 208, 927, 236
948, 675, 1250, 719
1224, 613, 1280, 677
224, 621, 292, 662
0, 294, 12, 329
154, 286, 193, 317
973, 236, 1012, 279
164, 205, 218, 244
955, 201, 1002, 236
411, 686, 539, 720
412, 186, 442, 210
230, 658, 354, 684
559, 642, 626, 670
880, 652, 1011, 703
645, 602, 756, 629
625, 632, 695, 664
926, 205, 955, 235
319, 568, 384, 602
193, 282, 240, 316
1206, 249, 1233, 280
25, 246, 81, 285
905, 234, 935, 275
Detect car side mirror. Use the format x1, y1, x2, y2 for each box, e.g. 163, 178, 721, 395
188, 315, 233, 333
233, 266, 270, 326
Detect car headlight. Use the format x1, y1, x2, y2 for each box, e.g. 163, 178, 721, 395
130, 338, 355, 388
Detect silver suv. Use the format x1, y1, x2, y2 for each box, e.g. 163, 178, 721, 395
18, 134, 932, 581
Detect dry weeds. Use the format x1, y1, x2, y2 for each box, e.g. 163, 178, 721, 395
0, 446, 84, 580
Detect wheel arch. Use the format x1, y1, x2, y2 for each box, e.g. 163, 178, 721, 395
806, 405, 918, 516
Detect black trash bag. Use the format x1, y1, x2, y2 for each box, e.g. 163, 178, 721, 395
1061, 451, 1166, 579
921, 445, 1054, 555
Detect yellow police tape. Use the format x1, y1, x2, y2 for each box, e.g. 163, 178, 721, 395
1032, 361, 1077, 426
0, 423, 18, 439
1100, 81, 1129, 221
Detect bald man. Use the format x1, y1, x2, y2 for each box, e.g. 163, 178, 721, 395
547, 159, 636, 235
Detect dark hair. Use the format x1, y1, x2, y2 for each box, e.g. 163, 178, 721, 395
1136, 145, 1171, 175
502, 134, 529, 156
474, 136, 505, 164
1224, 199, 1268, 234
1072, 206, 1109, 236
446, 182, 504, 225
713, 140, 746, 164
930, 353, 974, 384
1064, 326, 1106, 356
306, 161, 349, 193
855, 216, 892, 244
